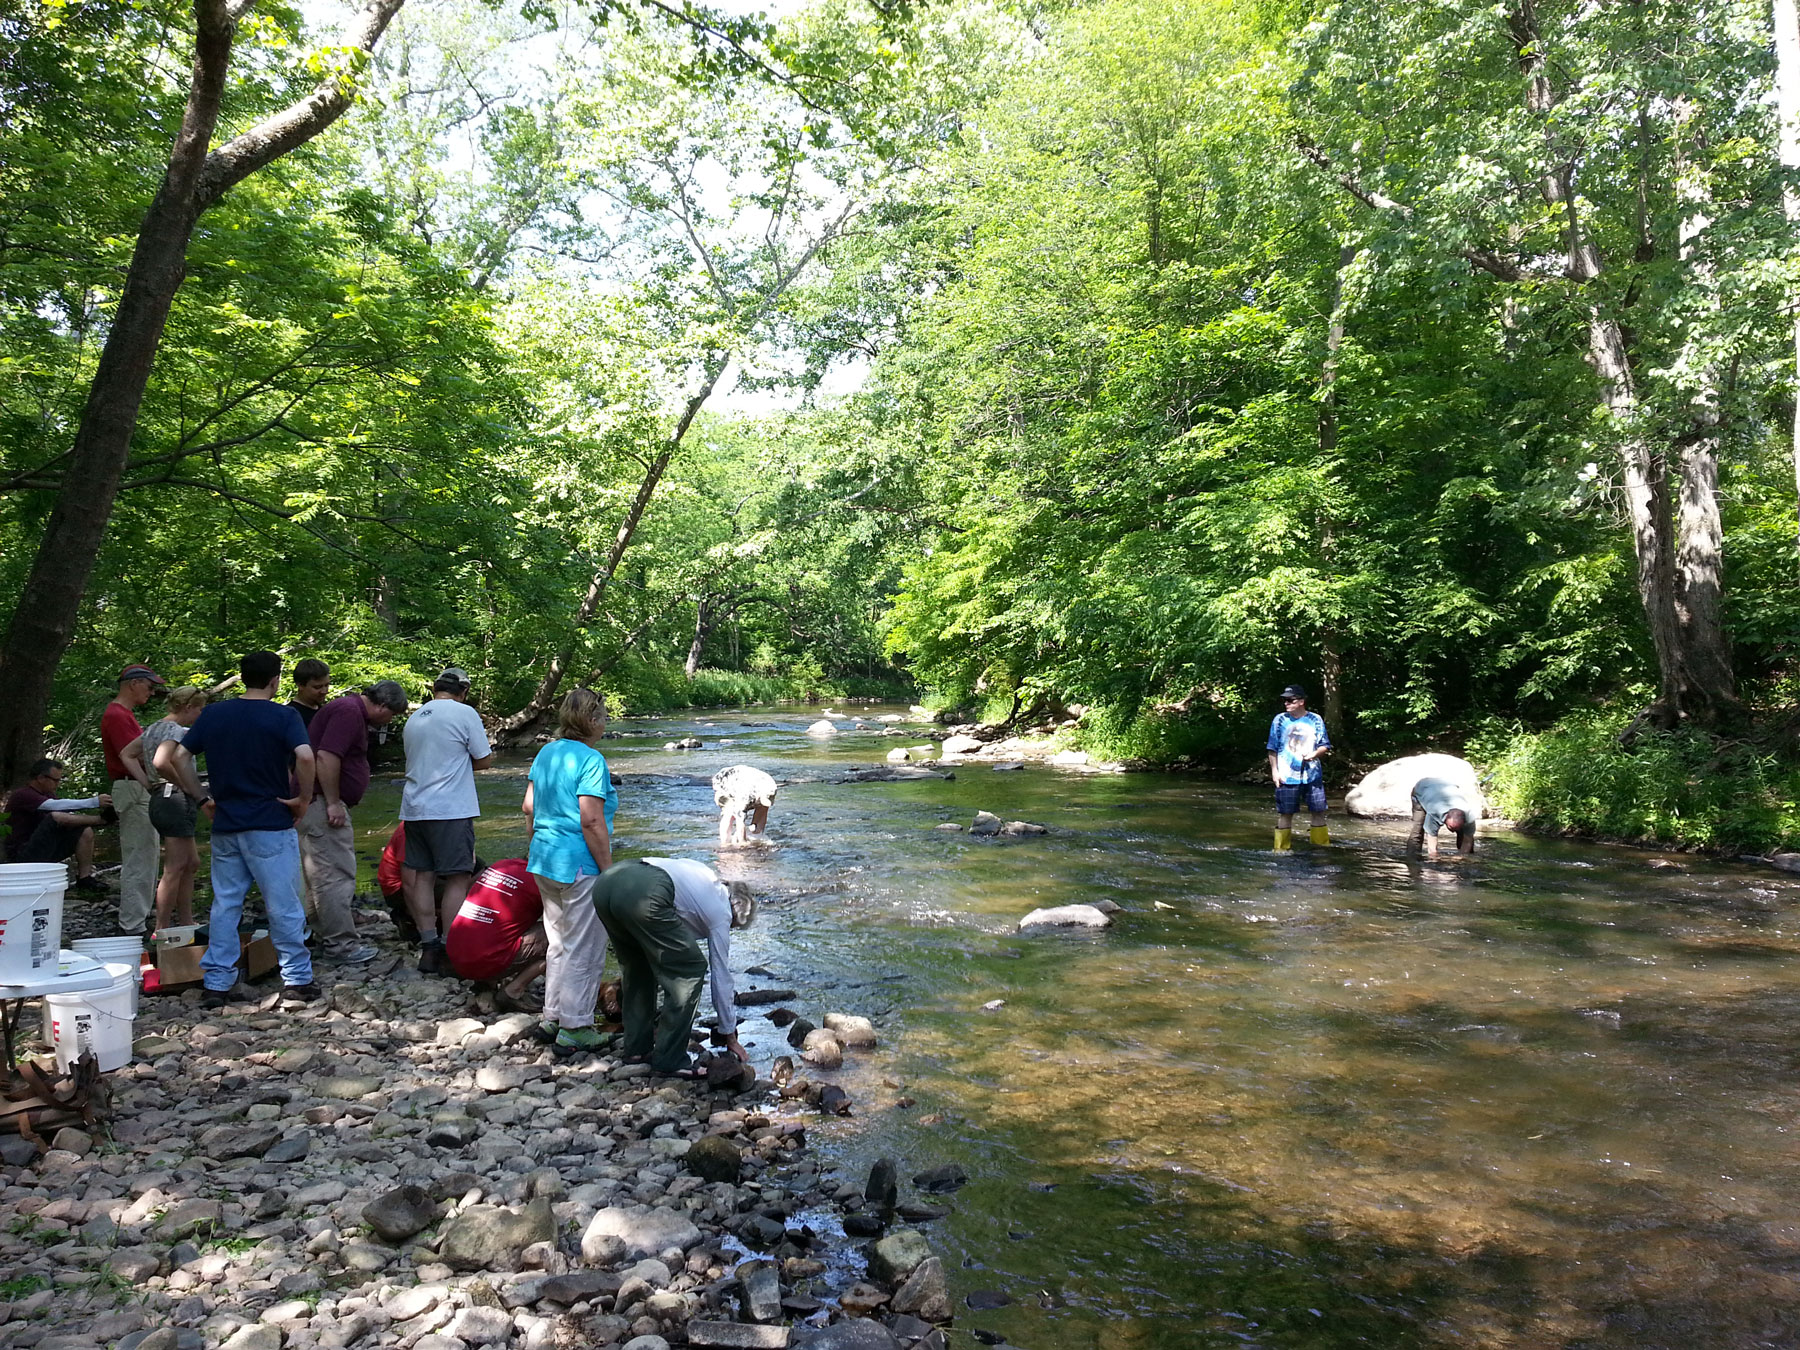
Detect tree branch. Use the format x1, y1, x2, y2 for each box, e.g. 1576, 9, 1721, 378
193, 0, 407, 208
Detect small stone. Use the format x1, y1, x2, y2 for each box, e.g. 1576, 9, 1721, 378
1017, 904, 1109, 930
201, 1123, 283, 1161
445, 1306, 514, 1345
817, 1085, 852, 1115
842, 1212, 884, 1238
822, 1014, 876, 1047
1000, 820, 1048, 835
220, 1327, 285, 1350
261, 1298, 312, 1324
437, 1017, 486, 1045
49, 1126, 92, 1155
361, 1184, 440, 1243
891, 1257, 952, 1322
427, 1112, 478, 1148
384, 1284, 450, 1320
159, 1198, 222, 1238
314, 1073, 383, 1099
737, 1258, 782, 1324
733, 988, 798, 1006
440, 1200, 557, 1272
537, 1270, 617, 1303
791, 1320, 901, 1349
800, 1030, 842, 1069
205, 1034, 251, 1058
866, 1228, 934, 1287
623, 1338, 671, 1350
839, 1282, 890, 1316
0, 1135, 37, 1165
767, 1009, 799, 1027
934, 823, 962, 831
865, 1159, 898, 1212
264, 1132, 311, 1163
785, 1018, 816, 1049
341, 1241, 393, 1272
476, 1061, 527, 1093
688, 1323, 792, 1349
911, 1163, 969, 1193
968, 811, 1002, 836
965, 1289, 1013, 1309
272, 1048, 317, 1073
685, 1135, 742, 1184
109, 1247, 162, 1282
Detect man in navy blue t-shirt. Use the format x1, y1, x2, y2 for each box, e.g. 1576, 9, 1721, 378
156, 650, 320, 1009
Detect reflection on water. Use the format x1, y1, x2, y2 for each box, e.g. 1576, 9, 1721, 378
356, 706, 1800, 1348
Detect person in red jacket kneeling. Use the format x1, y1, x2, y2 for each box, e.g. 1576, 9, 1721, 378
445, 859, 548, 1011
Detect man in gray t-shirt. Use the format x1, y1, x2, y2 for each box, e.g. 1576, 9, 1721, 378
1408, 776, 1479, 858
401, 667, 494, 974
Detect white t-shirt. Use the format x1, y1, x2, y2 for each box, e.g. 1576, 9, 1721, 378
643, 857, 737, 1035
400, 698, 492, 821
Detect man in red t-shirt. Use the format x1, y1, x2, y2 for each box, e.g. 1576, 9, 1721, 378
104, 664, 164, 933
446, 859, 547, 1010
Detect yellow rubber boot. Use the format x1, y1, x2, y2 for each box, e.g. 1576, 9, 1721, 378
1273, 828, 1293, 851
1310, 825, 1331, 847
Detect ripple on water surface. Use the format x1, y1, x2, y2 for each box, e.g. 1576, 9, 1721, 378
355, 705, 1800, 1348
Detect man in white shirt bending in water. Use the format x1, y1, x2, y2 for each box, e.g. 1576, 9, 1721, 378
591, 857, 756, 1075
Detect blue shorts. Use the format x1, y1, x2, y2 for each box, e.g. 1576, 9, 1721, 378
1275, 783, 1327, 816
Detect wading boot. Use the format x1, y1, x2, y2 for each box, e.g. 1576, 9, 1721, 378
1310, 825, 1331, 847
1272, 828, 1293, 851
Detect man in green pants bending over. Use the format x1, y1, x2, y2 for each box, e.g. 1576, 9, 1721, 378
591, 857, 757, 1076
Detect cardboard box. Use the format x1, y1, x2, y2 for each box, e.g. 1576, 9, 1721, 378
152, 929, 276, 991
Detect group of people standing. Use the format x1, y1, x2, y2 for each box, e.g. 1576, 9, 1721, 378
5, 651, 757, 1076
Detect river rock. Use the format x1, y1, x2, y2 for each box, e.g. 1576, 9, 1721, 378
445, 1306, 513, 1345
686, 1135, 742, 1183
735, 987, 798, 1005
866, 1228, 935, 1286
933, 822, 962, 831
1000, 820, 1048, 835
969, 811, 1002, 836
817, 1084, 852, 1115
890, 1256, 952, 1322
793, 1318, 902, 1349
1051, 749, 1089, 766
786, 1017, 817, 1048
822, 1013, 877, 1047
436, 1017, 486, 1045
159, 1198, 222, 1238
692, 1324, 791, 1349
1344, 753, 1485, 819
583, 1204, 701, 1260
315, 1073, 383, 1099
911, 1163, 969, 1193
201, 1123, 282, 1161
991, 761, 1025, 771
1018, 903, 1112, 930
865, 1158, 898, 1212
801, 1029, 843, 1068
362, 1184, 440, 1243
264, 1131, 311, 1163
737, 1258, 783, 1323
439, 1199, 556, 1271
886, 748, 911, 762
108, 1248, 162, 1283
807, 720, 838, 736
941, 734, 982, 756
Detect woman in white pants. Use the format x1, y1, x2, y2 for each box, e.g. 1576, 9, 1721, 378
522, 688, 617, 1054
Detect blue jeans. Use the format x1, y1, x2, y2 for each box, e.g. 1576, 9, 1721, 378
204, 829, 313, 991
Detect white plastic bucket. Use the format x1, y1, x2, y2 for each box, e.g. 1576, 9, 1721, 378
71, 938, 143, 1013
45, 961, 137, 1073
0, 863, 66, 983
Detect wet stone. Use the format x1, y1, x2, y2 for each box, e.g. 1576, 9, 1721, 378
362, 1184, 440, 1243
911, 1163, 968, 1194
866, 1229, 934, 1287
688, 1323, 792, 1349
865, 1158, 898, 1212
785, 1018, 817, 1049
686, 1135, 742, 1184
737, 1258, 782, 1323
263, 1132, 310, 1163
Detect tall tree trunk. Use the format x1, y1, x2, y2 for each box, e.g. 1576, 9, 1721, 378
493, 359, 725, 740
1775, 0, 1800, 553
1317, 243, 1354, 739
685, 596, 714, 679
0, 0, 405, 788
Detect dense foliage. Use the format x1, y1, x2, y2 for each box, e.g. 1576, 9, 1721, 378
3, 0, 1798, 843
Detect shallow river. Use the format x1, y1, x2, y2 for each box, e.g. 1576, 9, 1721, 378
353, 703, 1800, 1349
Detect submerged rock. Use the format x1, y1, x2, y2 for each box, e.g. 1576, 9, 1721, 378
911, 1163, 969, 1193
1018, 904, 1112, 930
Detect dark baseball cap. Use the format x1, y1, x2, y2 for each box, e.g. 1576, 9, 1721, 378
118, 664, 165, 686
1281, 685, 1307, 701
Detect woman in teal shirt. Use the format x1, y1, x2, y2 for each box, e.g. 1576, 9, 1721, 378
522, 688, 617, 1053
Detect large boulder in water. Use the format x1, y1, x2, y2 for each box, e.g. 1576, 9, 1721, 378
1018, 904, 1112, 931
807, 719, 839, 736
1344, 753, 1485, 819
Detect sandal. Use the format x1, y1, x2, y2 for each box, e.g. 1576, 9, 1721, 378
494, 986, 544, 1015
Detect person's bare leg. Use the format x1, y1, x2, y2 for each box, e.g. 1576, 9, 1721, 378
439, 874, 474, 937
750, 802, 770, 840
502, 957, 547, 1001
170, 836, 197, 925
73, 827, 96, 880
154, 836, 195, 929
404, 868, 439, 939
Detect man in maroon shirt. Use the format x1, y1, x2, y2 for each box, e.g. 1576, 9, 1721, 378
104, 664, 164, 932
297, 681, 407, 963
446, 859, 549, 1011
5, 759, 111, 890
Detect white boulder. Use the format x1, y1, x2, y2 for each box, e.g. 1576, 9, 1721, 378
807, 719, 839, 736
941, 734, 983, 756
1344, 753, 1486, 819
1018, 904, 1113, 930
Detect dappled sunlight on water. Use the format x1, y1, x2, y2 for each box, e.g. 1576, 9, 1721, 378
358, 704, 1800, 1348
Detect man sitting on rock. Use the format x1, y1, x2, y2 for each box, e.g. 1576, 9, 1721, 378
4, 758, 111, 890
711, 764, 779, 846
1408, 776, 1480, 859
591, 857, 756, 1075
445, 858, 549, 1012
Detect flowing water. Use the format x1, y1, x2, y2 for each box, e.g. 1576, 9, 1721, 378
352, 704, 1800, 1349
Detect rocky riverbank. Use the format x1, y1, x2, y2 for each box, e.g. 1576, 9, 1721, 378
0, 920, 966, 1350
